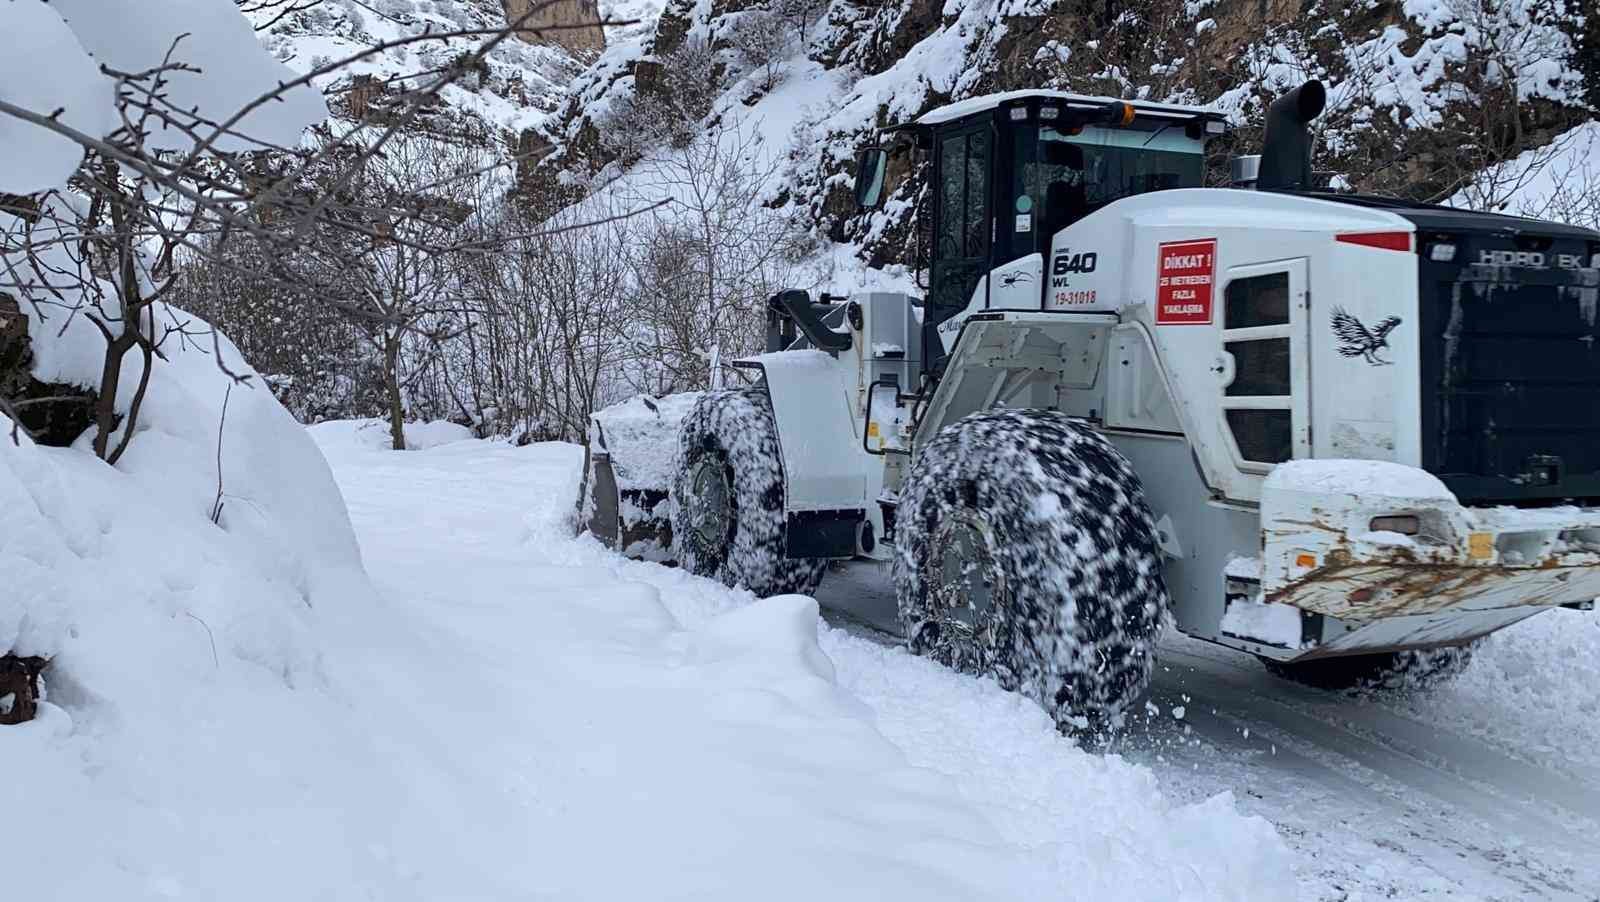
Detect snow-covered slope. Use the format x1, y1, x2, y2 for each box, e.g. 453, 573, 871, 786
1450, 119, 1600, 227
247, 0, 593, 141
541, 0, 1593, 268
600, 0, 668, 47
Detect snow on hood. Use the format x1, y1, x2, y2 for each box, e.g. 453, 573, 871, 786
1264, 458, 1455, 503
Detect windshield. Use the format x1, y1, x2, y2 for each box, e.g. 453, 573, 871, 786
1014, 125, 1204, 241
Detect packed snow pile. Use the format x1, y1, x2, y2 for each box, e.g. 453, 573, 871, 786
0, 302, 397, 893
591, 391, 702, 490
1219, 598, 1304, 648
308, 425, 1299, 900
1398, 605, 1600, 775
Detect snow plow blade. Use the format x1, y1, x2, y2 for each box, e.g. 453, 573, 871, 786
1229, 460, 1600, 661
580, 394, 699, 561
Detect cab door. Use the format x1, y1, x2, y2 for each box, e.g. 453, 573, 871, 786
927, 124, 993, 364
1214, 259, 1310, 501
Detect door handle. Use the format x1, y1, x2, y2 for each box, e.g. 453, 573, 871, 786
1211, 353, 1236, 386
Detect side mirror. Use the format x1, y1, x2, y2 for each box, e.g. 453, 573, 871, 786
853, 146, 888, 210
864, 377, 915, 454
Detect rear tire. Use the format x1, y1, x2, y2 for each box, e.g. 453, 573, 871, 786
1260, 644, 1477, 694
672, 389, 825, 597
893, 409, 1170, 735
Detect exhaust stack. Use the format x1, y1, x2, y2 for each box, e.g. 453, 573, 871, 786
1229, 154, 1261, 189
1256, 80, 1326, 191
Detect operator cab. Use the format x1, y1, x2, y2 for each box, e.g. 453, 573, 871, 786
856, 91, 1227, 367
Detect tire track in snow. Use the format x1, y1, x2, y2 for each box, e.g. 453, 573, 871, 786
1156, 646, 1596, 886
1161, 645, 1600, 833
1131, 687, 1577, 902
814, 565, 1598, 899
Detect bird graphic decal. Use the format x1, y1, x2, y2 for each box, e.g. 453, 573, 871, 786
1331, 307, 1402, 365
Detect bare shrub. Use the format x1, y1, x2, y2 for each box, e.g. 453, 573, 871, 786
729, 11, 789, 92
622, 119, 818, 394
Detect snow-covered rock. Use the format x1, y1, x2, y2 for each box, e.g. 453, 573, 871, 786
0, 0, 324, 193
0, 2, 115, 193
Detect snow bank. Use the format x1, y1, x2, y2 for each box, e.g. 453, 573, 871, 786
312, 428, 1297, 900
3, 306, 362, 663
1396, 606, 1600, 775
0, 301, 409, 896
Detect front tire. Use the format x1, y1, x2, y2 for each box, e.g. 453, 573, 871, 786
894, 409, 1170, 734
672, 389, 825, 597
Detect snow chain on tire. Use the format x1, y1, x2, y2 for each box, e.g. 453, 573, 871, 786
894, 409, 1171, 736
672, 389, 826, 598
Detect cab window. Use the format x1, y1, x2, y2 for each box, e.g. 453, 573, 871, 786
1221, 271, 1294, 465
937, 131, 990, 260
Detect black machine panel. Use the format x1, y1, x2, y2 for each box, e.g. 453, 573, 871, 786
1412, 216, 1600, 503
1306, 192, 1600, 505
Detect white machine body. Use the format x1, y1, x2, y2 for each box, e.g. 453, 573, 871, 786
554, 88, 1600, 668
746, 164, 1600, 663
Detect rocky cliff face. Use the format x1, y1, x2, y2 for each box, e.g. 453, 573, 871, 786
247, 0, 593, 144
504, 0, 607, 55
538, 0, 1593, 269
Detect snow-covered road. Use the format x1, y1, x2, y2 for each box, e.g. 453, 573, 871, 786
314, 423, 1292, 900
314, 424, 1599, 900
819, 562, 1600, 900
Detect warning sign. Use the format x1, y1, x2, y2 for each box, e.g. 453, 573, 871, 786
1156, 239, 1217, 325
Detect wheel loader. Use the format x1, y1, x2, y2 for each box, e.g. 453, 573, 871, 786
584, 80, 1600, 731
